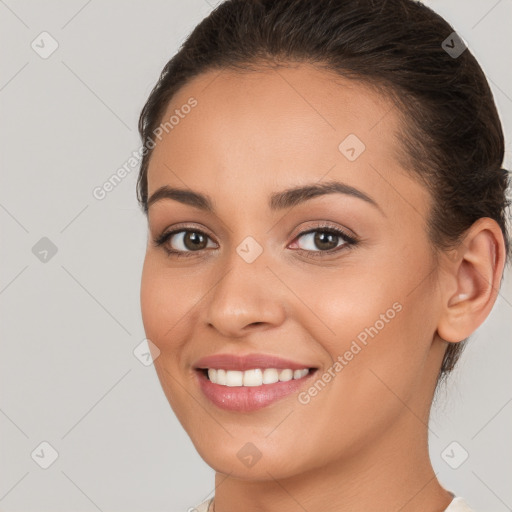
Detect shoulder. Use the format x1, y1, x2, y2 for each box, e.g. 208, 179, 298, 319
444, 497, 476, 512
191, 497, 213, 512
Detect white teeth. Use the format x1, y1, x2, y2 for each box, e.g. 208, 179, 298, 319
243, 369, 263, 387
294, 369, 309, 379
262, 368, 279, 384
225, 370, 243, 387
216, 369, 226, 385
206, 368, 311, 386
279, 369, 293, 382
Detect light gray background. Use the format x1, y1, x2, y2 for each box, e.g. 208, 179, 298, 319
0, 1, 511, 511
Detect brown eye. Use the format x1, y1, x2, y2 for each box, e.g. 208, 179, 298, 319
314, 231, 339, 251
183, 231, 208, 251
168, 230, 212, 252
154, 228, 217, 257
294, 229, 349, 252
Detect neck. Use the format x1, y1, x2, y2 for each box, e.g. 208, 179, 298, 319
211, 411, 453, 512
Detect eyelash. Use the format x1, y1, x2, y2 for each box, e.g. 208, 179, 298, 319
153, 222, 359, 260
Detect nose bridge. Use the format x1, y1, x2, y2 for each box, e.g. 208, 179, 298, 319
203, 235, 286, 336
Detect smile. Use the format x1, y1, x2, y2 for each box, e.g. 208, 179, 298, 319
205, 367, 311, 386
195, 368, 318, 412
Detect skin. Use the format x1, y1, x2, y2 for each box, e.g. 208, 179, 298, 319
140, 63, 505, 512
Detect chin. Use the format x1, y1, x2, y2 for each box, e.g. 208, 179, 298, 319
189, 433, 318, 481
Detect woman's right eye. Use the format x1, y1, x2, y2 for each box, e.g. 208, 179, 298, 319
154, 229, 217, 258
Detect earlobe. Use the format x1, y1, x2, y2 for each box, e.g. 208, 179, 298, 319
436, 218, 506, 343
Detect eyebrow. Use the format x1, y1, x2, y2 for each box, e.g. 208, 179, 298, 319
146, 180, 383, 215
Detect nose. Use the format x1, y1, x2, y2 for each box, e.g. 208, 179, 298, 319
203, 249, 287, 338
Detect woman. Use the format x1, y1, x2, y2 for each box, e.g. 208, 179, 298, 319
136, 1, 510, 510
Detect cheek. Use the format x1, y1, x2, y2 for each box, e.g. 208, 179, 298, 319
140, 254, 197, 337
140, 255, 190, 359
140, 254, 201, 420
140, 257, 165, 343
286, 263, 402, 348
275, 271, 436, 462
289, 255, 437, 404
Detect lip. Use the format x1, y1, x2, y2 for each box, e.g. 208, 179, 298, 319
193, 353, 316, 371
193, 353, 318, 412
195, 370, 317, 412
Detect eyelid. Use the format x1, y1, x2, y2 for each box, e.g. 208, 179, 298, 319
289, 220, 358, 242
153, 222, 216, 243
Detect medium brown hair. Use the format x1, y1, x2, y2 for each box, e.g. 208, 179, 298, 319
136, 0, 510, 386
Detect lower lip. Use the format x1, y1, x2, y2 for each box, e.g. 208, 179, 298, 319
196, 369, 317, 412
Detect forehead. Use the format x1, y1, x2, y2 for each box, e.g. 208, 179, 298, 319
146, 63, 421, 214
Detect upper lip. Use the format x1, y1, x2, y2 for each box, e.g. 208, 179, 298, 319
193, 353, 317, 371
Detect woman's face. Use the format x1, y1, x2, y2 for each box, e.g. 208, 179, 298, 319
140, 64, 448, 479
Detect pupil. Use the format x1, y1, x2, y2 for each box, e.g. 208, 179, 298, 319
315, 231, 337, 250
186, 232, 205, 250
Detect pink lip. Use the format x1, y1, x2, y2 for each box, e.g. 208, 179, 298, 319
196, 371, 316, 412
193, 353, 316, 371
193, 353, 318, 412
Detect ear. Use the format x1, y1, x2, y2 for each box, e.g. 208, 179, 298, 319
437, 217, 506, 343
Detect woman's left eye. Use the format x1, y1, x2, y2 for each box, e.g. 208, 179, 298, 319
153, 225, 358, 259
290, 227, 357, 257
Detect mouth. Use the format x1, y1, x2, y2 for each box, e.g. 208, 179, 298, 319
194, 363, 319, 412
192, 353, 319, 411
197, 367, 317, 387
